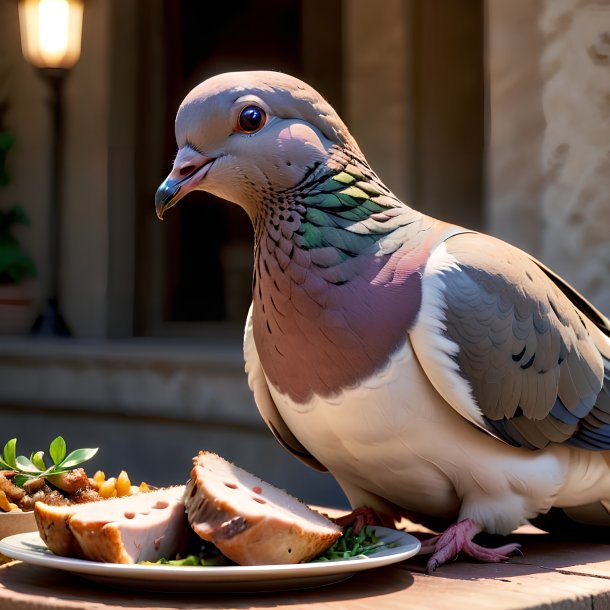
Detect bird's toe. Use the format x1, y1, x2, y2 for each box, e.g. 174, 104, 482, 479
421, 518, 522, 573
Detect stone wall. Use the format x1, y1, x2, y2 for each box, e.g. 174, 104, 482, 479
486, 0, 546, 253
0, 337, 345, 506
487, 0, 610, 314
539, 0, 610, 314
342, 0, 411, 203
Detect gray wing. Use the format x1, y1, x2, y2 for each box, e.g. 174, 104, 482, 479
415, 231, 610, 450
243, 305, 327, 471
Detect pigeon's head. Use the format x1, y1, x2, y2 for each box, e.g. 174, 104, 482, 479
155, 71, 359, 221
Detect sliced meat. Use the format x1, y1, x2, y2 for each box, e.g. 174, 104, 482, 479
34, 502, 86, 558
184, 452, 342, 565
35, 486, 190, 563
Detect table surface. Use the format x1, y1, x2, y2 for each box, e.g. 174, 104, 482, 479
2, 520, 610, 610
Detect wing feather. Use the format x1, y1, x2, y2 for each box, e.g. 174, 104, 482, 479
410, 231, 610, 450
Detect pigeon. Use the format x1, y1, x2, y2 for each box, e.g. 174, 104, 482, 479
155, 71, 610, 572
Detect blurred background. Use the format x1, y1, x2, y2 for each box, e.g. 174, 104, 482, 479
0, 0, 608, 507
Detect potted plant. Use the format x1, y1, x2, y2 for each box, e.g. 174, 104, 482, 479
0, 128, 37, 334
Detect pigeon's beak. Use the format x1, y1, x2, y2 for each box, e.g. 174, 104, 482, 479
155, 147, 215, 220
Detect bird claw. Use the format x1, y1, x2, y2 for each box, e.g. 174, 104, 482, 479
419, 518, 522, 573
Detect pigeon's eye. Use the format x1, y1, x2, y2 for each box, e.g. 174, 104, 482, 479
237, 105, 266, 134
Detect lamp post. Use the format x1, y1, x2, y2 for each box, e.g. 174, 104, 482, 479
17, 0, 84, 337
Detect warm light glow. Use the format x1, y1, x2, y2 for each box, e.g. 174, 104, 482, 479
39, 0, 70, 64
18, 0, 84, 70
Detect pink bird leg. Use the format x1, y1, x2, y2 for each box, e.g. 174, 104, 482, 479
419, 518, 522, 573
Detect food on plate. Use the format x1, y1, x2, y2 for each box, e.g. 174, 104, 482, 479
0, 437, 98, 512
35, 486, 190, 563
92, 469, 150, 498
142, 525, 393, 567
33, 450, 344, 566
314, 525, 390, 561
32, 450, 393, 567
0, 437, 146, 513
184, 451, 342, 565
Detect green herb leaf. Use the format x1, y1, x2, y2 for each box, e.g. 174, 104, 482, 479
2, 439, 17, 469
49, 436, 66, 466
15, 455, 42, 473
30, 451, 46, 470
13, 474, 32, 487
0, 437, 99, 487
140, 554, 234, 567
313, 526, 393, 562
59, 447, 98, 469
165, 555, 201, 566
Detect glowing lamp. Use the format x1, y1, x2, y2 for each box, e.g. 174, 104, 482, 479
18, 0, 83, 71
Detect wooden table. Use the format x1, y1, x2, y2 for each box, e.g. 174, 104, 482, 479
2, 525, 610, 610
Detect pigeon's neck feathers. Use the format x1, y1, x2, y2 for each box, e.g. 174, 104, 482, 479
251, 149, 446, 402
254, 146, 413, 256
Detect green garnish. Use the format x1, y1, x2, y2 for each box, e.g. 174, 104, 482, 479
139, 540, 235, 567
141, 526, 395, 568
314, 526, 394, 561
0, 436, 98, 487
140, 554, 234, 567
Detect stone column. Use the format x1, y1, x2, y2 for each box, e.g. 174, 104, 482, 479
487, 0, 610, 314
539, 0, 610, 313
342, 0, 412, 203
486, 0, 546, 254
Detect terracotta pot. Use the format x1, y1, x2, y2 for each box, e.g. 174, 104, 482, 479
0, 281, 37, 335
0, 511, 36, 539
0, 510, 37, 564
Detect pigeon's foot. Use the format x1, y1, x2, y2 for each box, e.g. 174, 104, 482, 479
332, 506, 396, 533
419, 518, 522, 573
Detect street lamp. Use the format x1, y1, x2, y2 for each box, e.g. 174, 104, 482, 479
17, 0, 84, 336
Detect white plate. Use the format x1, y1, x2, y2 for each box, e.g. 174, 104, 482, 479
0, 527, 420, 593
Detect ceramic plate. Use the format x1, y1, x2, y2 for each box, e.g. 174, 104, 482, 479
0, 527, 420, 592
